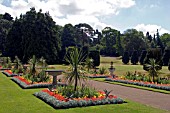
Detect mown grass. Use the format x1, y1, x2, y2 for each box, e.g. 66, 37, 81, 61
100, 56, 170, 77
0, 72, 169, 113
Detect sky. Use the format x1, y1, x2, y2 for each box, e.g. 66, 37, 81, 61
0, 0, 170, 36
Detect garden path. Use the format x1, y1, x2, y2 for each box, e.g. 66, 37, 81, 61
86, 79, 170, 111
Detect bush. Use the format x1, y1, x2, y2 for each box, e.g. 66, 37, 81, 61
122, 51, 129, 64
98, 67, 107, 75
89, 50, 100, 67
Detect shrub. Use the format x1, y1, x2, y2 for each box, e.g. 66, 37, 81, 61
168, 59, 170, 71
98, 67, 107, 75
122, 51, 129, 64
139, 50, 147, 65
89, 50, 100, 67
131, 50, 138, 65
162, 49, 170, 66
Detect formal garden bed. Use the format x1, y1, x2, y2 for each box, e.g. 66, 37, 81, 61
34, 88, 124, 109
11, 76, 66, 89
2, 70, 18, 77
105, 77, 170, 91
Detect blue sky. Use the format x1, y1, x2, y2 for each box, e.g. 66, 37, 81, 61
0, 0, 169, 35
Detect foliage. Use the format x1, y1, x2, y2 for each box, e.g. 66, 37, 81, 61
89, 50, 100, 67
162, 49, 170, 66
122, 29, 146, 52
100, 27, 119, 56
24, 55, 50, 83
12, 56, 23, 74
0, 15, 13, 54
144, 59, 162, 82
5, 8, 61, 63
160, 33, 170, 49
57, 85, 99, 99
139, 50, 147, 65
168, 60, 170, 71
98, 67, 107, 75
131, 50, 138, 65
2, 57, 12, 68
64, 47, 87, 91
85, 57, 93, 72
124, 71, 147, 81
143, 48, 163, 67
122, 51, 129, 64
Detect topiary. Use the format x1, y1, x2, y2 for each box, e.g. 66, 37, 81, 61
139, 50, 147, 65
122, 51, 129, 64
162, 49, 170, 66
131, 50, 138, 65
168, 59, 170, 71
89, 50, 100, 67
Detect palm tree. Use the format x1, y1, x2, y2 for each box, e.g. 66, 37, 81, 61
64, 47, 87, 91
145, 58, 161, 82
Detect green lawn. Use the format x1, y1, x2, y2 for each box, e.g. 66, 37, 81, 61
0, 72, 169, 113
50, 56, 170, 77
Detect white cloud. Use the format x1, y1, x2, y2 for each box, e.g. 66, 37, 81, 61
134, 24, 170, 36
0, 0, 135, 31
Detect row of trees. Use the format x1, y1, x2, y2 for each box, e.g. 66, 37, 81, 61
0, 7, 170, 64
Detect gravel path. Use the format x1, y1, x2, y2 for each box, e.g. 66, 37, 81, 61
85, 79, 170, 111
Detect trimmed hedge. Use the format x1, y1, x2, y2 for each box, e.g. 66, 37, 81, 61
105, 78, 170, 91
11, 77, 66, 89
34, 91, 124, 109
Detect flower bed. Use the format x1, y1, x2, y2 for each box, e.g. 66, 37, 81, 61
11, 76, 66, 89
2, 70, 18, 77
85, 74, 110, 78
34, 89, 124, 109
105, 77, 170, 91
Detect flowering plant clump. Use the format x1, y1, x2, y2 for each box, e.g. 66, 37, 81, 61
105, 77, 170, 91
11, 76, 66, 89
2, 70, 18, 77
34, 89, 124, 109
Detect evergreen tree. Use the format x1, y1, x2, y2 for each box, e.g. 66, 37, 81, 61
116, 31, 123, 56
122, 51, 129, 64
162, 49, 170, 66
156, 29, 163, 49
139, 50, 147, 65
131, 50, 138, 65
5, 8, 61, 63
168, 59, 170, 71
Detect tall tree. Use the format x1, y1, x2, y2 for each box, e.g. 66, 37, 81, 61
122, 29, 146, 53
74, 23, 94, 47
0, 13, 13, 55
101, 27, 119, 56
160, 33, 170, 49
5, 8, 61, 63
